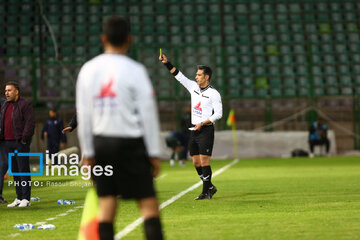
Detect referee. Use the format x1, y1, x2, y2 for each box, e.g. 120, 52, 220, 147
77, 16, 163, 240
159, 54, 223, 200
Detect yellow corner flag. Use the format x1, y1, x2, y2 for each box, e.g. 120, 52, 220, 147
227, 109, 236, 127
78, 188, 100, 240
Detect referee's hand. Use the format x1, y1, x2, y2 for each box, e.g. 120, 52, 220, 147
149, 157, 161, 178
194, 123, 202, 131
159, 54, 167, 63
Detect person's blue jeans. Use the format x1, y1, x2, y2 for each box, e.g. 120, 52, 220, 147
0, 142, 8, 198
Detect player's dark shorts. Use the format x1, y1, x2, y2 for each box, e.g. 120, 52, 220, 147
189, 125, 214, 156
93, 136, 156, 199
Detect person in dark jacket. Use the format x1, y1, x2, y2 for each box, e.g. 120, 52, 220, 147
0, 98, 7, 204
0, 81, 35, 207
41, 109, 67, 165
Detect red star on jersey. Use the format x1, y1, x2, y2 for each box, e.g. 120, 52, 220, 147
194, 101, 202, 111
97, 76, 117, 98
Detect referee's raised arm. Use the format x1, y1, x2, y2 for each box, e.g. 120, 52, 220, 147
159, 54, 178, 75
159, 53, 197, 92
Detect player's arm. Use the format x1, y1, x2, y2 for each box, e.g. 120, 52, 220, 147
76, 65, 94, 159
41, 121, 48, 140
62, 114, 77, 133
21, 100, 35, 144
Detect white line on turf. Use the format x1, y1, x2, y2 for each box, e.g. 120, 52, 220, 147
56, 213, 68, 217
114, 159, 239, 240
8, 233, 21, 238
155, 173, 168, 180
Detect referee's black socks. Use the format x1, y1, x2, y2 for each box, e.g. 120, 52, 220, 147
99, 222, 114, 240
202, 165, 213, 194
196, 166, 203, 181
144, 217, 164, 240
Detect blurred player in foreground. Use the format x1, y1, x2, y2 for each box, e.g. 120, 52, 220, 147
159, 54, 223, 200
77, 16, 163, 240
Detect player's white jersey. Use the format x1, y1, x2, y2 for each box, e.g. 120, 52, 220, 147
175, 71, 223, 125
76, 53, 161, 158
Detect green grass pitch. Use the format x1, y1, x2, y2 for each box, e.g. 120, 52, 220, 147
0, 156, 359, 240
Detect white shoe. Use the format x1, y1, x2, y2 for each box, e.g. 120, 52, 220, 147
18, 199, 30, 207
309, 153, 314, 158
170, 159, 175, 167
7, 198, 21, 207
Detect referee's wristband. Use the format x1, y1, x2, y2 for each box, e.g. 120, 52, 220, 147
172, 69, 179, 76
164, 61, 174, 70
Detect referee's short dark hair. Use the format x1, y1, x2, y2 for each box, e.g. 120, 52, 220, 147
5, 81, 20, 91
103, 16, 130, 47
197, 65, 212, 80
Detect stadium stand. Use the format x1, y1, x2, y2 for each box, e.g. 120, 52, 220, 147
1, 0, 360, 153
0, 0, 359, 99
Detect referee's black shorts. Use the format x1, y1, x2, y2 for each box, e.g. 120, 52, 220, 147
189, 125, 214, 156
93, 136, 156, 200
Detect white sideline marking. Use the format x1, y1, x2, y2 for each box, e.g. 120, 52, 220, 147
8, 233, 21, 238
115, 159, 239, 239
56, 213, 68, 217
45, 217, 56, 221
155, 173, 168, 180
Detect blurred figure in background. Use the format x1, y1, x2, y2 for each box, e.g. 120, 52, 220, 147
41, 108, 67, 165
308, 118, 330, 158
1, 81, 35, 208
165, 131, 187, 167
